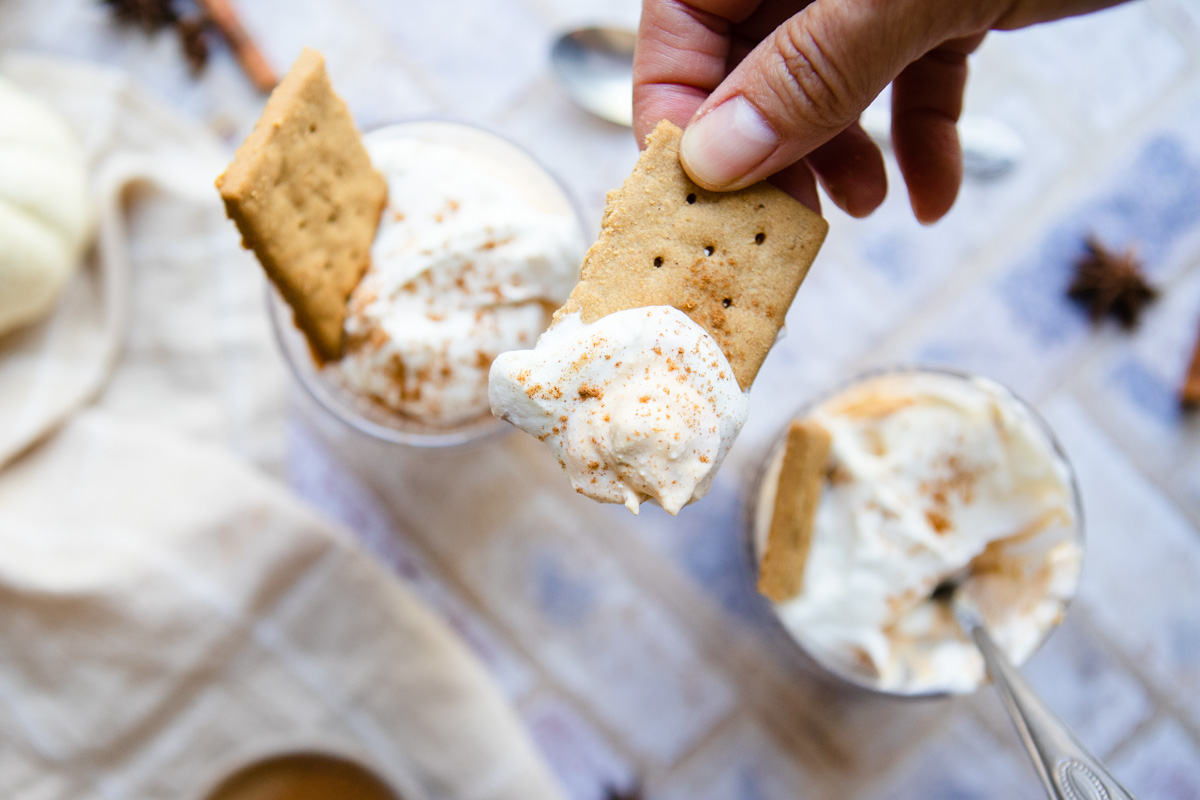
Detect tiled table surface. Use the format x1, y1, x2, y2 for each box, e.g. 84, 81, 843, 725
7, 0, 1200, 798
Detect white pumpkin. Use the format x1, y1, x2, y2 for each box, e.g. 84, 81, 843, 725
0, 77, 90, 337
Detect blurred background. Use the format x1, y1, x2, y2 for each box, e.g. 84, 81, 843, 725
1, 0, 1199, 798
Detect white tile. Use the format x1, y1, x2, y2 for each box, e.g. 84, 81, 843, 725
1159, 0, 1200, 39
521, 0, 641, 33
350, 0, 554, 119
238, 0, 441, 125
987, 3, 1192, 134
285, 419, 538, 700
461, 512, 738, 765
498, 77, 639, 233
1111, 717, 1200, 799
1042, 399, 1200, 720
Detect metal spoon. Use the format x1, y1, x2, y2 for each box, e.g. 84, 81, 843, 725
549, 25, 1023, 177
550, 26, 636, 127
934, 578, 1137, 799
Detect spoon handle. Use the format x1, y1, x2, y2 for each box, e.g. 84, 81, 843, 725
967, 620, 1138, 800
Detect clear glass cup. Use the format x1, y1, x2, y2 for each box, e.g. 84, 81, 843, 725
268, 119, 587, 448
746, 366, 1085, 699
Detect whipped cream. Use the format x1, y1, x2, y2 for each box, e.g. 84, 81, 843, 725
756, 371, 1082, 694
339, 133, 582, 427
489, 306, 749, 514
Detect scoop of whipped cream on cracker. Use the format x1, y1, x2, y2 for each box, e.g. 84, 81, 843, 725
490, 120, 827, 513
491, 306, 747, 514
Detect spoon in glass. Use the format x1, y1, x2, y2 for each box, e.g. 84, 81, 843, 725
933, 575, 1137, 800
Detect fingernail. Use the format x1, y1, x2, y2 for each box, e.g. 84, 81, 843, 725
680, 96, 778, 189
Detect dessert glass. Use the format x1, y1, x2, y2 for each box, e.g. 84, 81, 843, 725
268, 119, 587, 448
746, 366, 1085, 699
191, 742, 425, 800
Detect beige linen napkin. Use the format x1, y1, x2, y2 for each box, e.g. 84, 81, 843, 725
0, 54, 563, 800
0, 52, 286, 471
0, 409, 562, 799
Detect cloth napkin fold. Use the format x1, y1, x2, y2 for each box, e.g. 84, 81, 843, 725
0, 53, 563, 800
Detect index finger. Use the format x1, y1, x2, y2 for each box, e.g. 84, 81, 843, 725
633, 0, 763, 144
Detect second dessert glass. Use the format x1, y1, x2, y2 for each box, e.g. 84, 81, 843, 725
746, 366, 1085, 699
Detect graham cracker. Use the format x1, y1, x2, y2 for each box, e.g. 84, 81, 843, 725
555, 119, 828, 390
758, 419, 832, 603
216, 47, 387, 363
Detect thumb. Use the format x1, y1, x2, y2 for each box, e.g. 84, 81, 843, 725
680, 0, 986, 191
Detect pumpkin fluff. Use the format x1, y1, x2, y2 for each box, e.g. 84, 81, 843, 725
0, 77, 90, 337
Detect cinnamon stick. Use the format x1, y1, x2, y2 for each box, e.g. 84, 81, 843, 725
197, 0, 277, 92
1183, 317, 1200, 409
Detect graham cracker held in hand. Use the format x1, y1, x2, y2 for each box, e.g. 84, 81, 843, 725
216, 47, 386, 363
556, 119, 828, 390
758, 419, 832, 602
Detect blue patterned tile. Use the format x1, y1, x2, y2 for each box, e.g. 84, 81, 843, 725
1069, 263, 1200, 512
533, 549, 599, 627
1107, 358, 1191, 428
1111, 718, 1200, 799
997, 136, 1200, 346
523, 693, 636, 800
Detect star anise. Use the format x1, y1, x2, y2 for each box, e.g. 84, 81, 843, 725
176, 14, 209, 73
101, 0, 179, 31
102, 0, 274, 89
102, 0, 213, 73
1067, 236, 1158, 329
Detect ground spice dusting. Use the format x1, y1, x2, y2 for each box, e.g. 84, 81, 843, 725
926, 509, 953, 534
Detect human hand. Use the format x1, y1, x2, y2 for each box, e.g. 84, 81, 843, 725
634, 0, 1126, 223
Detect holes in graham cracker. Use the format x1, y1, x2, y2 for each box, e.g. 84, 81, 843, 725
703, 245, 715, 257
686, 193, 697, 204
722, 297, 733, 308
653, 256, 664, 268
755, 232, 766, 245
